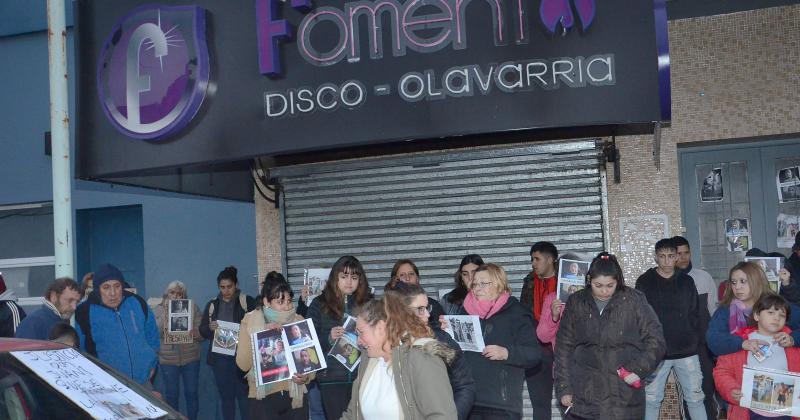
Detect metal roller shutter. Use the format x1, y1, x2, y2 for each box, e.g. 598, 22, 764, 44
270, 139, 608, 420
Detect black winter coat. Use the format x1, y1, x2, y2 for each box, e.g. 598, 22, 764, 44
433, 328, 476, 420
554, 287, 665, 420
461, 296, 540, 415
199, 291, 257, 366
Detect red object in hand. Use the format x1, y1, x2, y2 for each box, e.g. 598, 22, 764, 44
617, 366, 641, 388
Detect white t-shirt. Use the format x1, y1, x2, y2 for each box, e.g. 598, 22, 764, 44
360, 358, 402, 420
689, 267, 719, 316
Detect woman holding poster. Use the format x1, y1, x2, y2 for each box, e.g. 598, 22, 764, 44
340, 294, 458, 419
307, 256, 372, 419
154, 281, 204, 420
554, 253, 666, 419
237, 281, 313, 420
461, 263, 540, 419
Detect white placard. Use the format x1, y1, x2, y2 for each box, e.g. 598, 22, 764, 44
11, 348, 167, 419
740, 366, 800, 416
304, 268, 331, 304
327, 315, 362, 372
443, 315, 486, 352
212, 320, 240, 355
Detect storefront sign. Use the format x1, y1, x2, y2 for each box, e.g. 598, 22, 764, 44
77, 0, 669, 185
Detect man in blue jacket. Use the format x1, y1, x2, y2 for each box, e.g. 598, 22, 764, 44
16, 277, 81, 340
75, 264, 159, 386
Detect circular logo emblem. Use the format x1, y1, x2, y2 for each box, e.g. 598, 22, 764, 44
97, 5, 210, 141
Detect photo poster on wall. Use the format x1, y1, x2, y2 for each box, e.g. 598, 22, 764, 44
725, 218, 751, 252
777, 213, 800, 249
740, 366, 800, 416
165, 299, 193, 344
11, 348, 168, 419
328, 315, 362, 372
252, 318, 328, 386
443, 315, 486, 352
556, 259, 590, 302
744, 257, 782, 293
212, 320, 240, 355
700, 167, 724, 202
777, 166, 800, 203
304, 268, 331, 305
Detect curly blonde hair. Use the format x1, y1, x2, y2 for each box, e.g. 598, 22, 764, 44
355, 291, 431, 350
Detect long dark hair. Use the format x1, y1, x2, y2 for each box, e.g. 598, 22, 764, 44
448, 254, 484, 304
585, 252, 627, 294
320, 256, 371, 320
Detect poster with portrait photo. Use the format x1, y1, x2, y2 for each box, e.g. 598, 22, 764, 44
745, 257, 782, 293
740, 366, 800, 416
170, 299, 189, 314
169, 316, 190, 333
292, 346, 325, 375
167, 299, 192, 335
212, 320, 240, 355
725, 218, 751, 252
304, 267, 331, 304
252, 329, 291, 386
342, 315, 358, 344
283, 319, 327, 373
777, 167, 800, 203
283, 319, 315, 347
328, 336, 362, 371
778, 214, 800, 249
557, 259, 589, 301
701, 168, 724, 202
443, 315, 485, 352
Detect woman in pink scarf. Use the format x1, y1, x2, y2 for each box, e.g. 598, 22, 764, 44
706, 261, 800, 358
461, 263, 540, 419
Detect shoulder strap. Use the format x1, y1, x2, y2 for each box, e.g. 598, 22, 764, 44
239, 293, 247, 311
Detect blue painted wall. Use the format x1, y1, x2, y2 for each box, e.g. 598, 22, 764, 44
0, 5, 257, 419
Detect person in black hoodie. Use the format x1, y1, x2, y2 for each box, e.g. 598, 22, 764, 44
462, 263, 540, 419
390, 281, 476, 420
306, 256, 372, 420
635, 239, 707, 420
199, 266, 257, 420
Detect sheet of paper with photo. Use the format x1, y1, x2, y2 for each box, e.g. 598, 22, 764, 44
11, 348, 167, 419
740, 366, 800, 416
304, 268, 331, 304
557, 259, 590, 302
777, 166, 800, 203
283, 318, 327, 374
744, 257, 782, 293
212, 320, 240, 355
328, 315, 362, 371
443, 315, 486, 352
167, 299, 193, 337
777, 213, 800, 249
252, 328, 292, 386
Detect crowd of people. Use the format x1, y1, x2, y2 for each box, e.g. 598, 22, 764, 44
2, 231, 800, 420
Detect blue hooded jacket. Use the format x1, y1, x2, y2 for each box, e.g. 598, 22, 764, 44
75, 291, 160, 384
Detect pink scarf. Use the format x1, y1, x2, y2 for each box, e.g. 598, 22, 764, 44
464, 292, 510, 319
728, 299, 752, 334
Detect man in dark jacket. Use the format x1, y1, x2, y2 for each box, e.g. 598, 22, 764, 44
0, 273, 26, 337
16, 277, 81, 340
519, 241, 558, 420
636, 238, 707, 420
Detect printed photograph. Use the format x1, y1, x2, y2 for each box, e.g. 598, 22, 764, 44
329, 337, 361, 371
169, 316, 189, 333
701, 168, 724, 202
212, 321, 239, 355
558, 259, 589, 281
745, 257, 782, 292
780, 185, 800, 203
342, 315, 358, 343
725, 218, 751, 252
293, 346, 323, 374
283, 320, 314, 347
750, 373, 796, 412
558, 283, 585, 303
444, 315, 485, 352
778, 167, 800, 185
777, 213, 800, 248
170, 299, 189, 314
256, 330, 290, 384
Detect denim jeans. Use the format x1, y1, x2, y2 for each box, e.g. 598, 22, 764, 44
211, 356, 249, 420
161, 361, 200, 420
645, 355, 707, 420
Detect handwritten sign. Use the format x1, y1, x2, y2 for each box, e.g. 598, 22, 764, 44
10, 348, 167, 419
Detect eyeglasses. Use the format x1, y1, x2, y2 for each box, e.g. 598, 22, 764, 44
412, 304, 433, 315
472, 281, 493, 289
